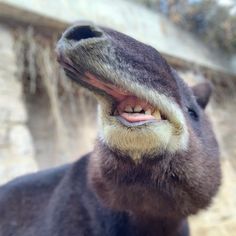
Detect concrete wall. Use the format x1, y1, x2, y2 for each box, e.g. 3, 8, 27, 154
0, 0, 234, 75
0, 25, 37, 185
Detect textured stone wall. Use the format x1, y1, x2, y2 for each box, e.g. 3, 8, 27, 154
0, 0, 234, 74
0, 25, 37, 185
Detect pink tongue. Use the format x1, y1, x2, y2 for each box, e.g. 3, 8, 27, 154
120, 113, 155, 123
117, 96, 155, 123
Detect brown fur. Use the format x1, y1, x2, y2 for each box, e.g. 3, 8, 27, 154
0, 23, 221, 236
58, 23, 221, 234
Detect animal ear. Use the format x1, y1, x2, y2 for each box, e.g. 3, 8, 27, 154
191, 81, 213, 109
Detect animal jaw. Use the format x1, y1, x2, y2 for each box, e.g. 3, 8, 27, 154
57, 24, 189, 161
96, 85, 189, 162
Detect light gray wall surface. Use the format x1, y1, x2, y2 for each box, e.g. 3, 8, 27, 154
0, 0, 235, 75
0, 25, 38, 184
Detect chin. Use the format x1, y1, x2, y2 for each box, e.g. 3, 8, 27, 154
96, 96, 188, 161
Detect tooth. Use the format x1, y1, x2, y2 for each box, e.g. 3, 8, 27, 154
124, 106, 133, 113
134, 105, 142, 112
145, 109, 151, 115
154, 110, 161, 120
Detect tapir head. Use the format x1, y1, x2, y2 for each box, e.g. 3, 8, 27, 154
57, 22, 214, 162
57, 23, 221, 217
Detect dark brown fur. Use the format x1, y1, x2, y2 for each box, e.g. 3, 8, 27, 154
0, 23, 221, 236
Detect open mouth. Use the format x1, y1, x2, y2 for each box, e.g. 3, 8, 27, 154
80, 71, 166, 127
57, 56, 166, 127
86, 72, 165, 127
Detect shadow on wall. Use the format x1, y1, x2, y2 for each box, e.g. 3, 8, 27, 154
15, 27, 97, 169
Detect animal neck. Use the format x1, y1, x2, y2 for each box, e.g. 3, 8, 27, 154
87, 141, 191, 235
128, 215, 187, 236
88, 140, 183, 217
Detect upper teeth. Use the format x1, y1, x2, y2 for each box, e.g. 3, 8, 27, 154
134, 105, 142, 112
123, 105, 152, 114
124, 106, 133, 113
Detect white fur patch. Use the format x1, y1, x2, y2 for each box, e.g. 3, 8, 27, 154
96, 84, 189, 161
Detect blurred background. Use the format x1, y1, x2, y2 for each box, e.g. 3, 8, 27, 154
0, 0, 235, 235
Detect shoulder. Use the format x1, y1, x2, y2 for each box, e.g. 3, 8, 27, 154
0, 154, 91, 201
0, 164, 69, 204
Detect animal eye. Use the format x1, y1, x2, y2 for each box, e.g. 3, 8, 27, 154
187, 107, 199, 121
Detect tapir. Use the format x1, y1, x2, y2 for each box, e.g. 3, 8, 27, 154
0, 23, 221, 236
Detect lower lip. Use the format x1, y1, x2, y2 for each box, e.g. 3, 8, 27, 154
116, 116, 158, 127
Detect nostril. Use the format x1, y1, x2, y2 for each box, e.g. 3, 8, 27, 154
64, 25, 103, 42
